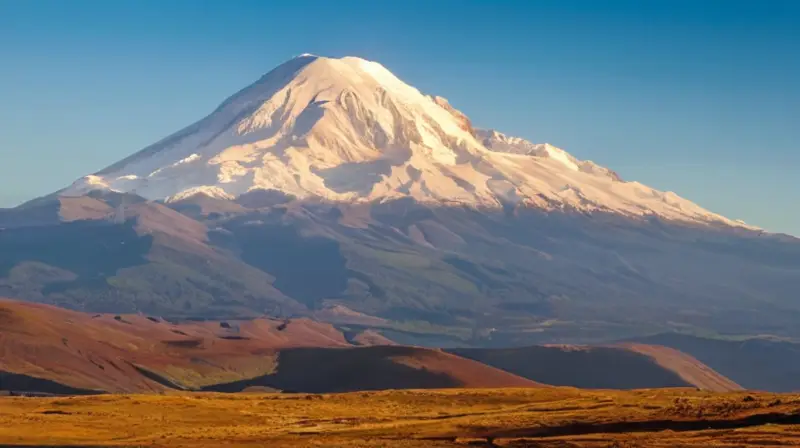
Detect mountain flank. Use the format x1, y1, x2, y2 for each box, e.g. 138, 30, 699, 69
1, 54, 798, 349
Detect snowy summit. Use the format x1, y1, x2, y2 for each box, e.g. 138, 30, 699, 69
63, 55, 752, 229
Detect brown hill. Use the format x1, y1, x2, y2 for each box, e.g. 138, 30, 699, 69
450, 344, 741, 392
629, 333, 800, 392
0, 299, 347, 393
347, 329, 397, 346
0, 300, 537, 394
203, 346, 543, 393
0, 300, 740, 395
0, 195, 112, 228
618, 342, 741, 391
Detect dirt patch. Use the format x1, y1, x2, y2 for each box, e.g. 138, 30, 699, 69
40, 410, 71, 415
457, 411, 800, 441
161, 339, 203, 348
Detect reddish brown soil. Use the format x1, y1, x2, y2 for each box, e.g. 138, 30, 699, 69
0, 299, 740, 395
349, 329, 397, 346
0, 300, 538, 394
0, 299, 348, 393
451, 344, 741, 392
204, 346, 544, 393
617, 342, 741, 391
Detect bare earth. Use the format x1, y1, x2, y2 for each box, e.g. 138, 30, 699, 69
1, 388, 799, 447
0, 300, 738, 394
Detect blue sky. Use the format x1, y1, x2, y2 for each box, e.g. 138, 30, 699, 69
1, 0, 798, 234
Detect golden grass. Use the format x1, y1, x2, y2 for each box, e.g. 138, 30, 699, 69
1, 388, 799, 447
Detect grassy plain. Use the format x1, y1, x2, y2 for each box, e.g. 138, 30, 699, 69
1, 388, 799, 447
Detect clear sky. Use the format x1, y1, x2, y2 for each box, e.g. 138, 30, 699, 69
1, 0, 798, 234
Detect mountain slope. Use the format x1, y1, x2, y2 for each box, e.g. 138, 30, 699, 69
2, 188, 800, 344
449, 345, 741, 392
62, 54, 752, 230
0, 299, 542, 393
203, 346, 543, 393
2, 55, 799, 347
4, 300, 749, 394
629, 333, 800, 392
0, 299, 347, 393
0, 193, 303, 316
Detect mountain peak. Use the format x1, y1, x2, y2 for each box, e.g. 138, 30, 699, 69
61, 55, 755, 231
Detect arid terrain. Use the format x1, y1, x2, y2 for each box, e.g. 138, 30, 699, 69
1, 388, 799, 447
0, 299, 740, 394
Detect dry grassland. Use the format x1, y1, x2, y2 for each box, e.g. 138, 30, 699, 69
1, 388, 799, 447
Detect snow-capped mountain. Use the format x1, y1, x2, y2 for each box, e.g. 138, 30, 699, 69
63, 54, 752, 229
7, 54, 800, 343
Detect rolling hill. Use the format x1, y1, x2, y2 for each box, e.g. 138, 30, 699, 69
450, 344, 740, 392
0, 299, 345, 393
0, 300, 741, 394
629, 333, 800, 392
203, 346, 542, 393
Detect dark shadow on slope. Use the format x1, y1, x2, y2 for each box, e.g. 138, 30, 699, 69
0, 220, 152, 283
628, 333, 800, 392
694, 238, 800, 267
235, 189, 296, 209
231, 224, 349, 306
315, 160, 394, 195
449, 346, 689, 389
127, 363, 188, 391
0, 371, 103, 396
0, 198, 61, 228
346, 269, 386, 298
202, 346, 464, 393
443, 256, 505, 289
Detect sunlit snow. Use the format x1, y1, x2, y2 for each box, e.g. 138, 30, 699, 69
61, 55, 755, 230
